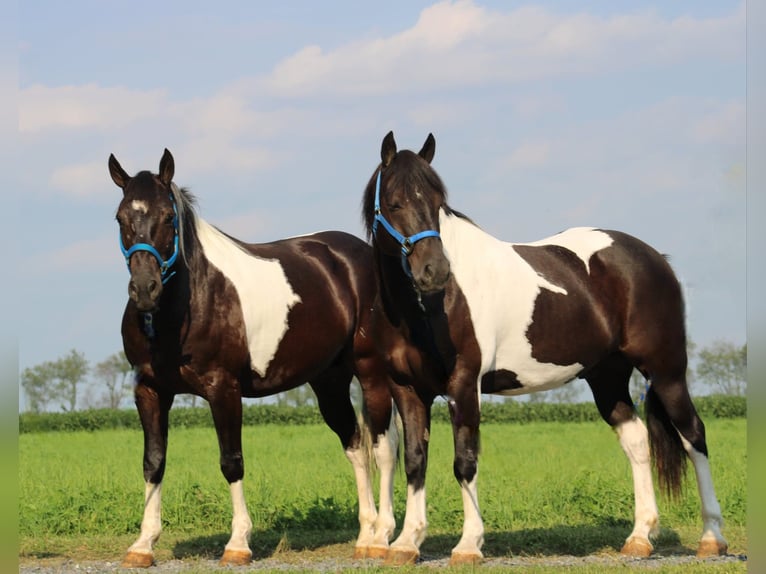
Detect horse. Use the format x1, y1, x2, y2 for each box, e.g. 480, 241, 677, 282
109, 149, 399, 567
360, 131, 728, 565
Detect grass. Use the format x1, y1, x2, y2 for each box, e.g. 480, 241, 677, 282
19, 418, 746, 570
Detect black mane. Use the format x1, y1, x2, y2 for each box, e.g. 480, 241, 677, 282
362, 150, 471, 241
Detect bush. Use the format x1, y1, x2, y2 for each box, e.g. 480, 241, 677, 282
18, 394, 745, 434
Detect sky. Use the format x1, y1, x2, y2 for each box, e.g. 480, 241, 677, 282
14, 1, 745, 409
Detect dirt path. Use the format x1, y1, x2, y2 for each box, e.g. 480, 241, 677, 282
19, 552, 747, 573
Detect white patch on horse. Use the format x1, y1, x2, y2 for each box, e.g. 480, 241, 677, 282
527, 226, 613, 274
438, 213, 613, 393
195, 218, 301, 377
131, 200, 149, 214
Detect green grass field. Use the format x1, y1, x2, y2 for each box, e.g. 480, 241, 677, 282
19, 418, 746, 570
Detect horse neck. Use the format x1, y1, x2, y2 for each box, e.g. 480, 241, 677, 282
374, 246, 420, 321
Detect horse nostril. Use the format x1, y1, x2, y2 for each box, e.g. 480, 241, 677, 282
423, 263, 434, 280
128, 280, 138, 300
147, 280, 159, 298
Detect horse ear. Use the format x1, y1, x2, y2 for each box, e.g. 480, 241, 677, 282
381, 131, 397, 167
108, 154, 130, 190
418, 133, 435, 164
159, 148, 175, 186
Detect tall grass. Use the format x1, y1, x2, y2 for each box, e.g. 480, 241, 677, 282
19, 419, 746, 559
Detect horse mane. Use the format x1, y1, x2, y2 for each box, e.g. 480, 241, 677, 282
361, 151, 474, 241
169, 182, 199, 267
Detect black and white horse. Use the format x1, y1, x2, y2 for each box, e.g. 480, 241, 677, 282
361, 132, 728, 564
110, 149, 398, 567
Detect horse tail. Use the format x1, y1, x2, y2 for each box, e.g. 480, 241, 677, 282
645, 384, 688, 498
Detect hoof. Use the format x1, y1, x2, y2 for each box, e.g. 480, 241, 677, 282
450, 551, 483, 566
365, 545, 389, 560
121, 551, 154, 568
353, 546, 368, 559
697, 539, 728, 557
220, 548, 252, 566
384, 548, 419, 566
621, 537, 653, 558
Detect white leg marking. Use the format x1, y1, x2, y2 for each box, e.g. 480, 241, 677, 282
224, 480, 253, 554
391, 484, 428, 553
127, 482, 162, 556
345, 445, 378, 550
678, 434, 728, 549
452, 472, 484, 558
616, 418, 660, 544
372, 425, 398, 548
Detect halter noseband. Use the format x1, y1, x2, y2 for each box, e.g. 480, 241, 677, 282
119, 192, 180, 285
372, 169, 441, 278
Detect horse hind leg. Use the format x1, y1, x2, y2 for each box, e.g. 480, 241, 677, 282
354, 383, 399, 559
310, 365, 383, 559
585, 354, 659, 557
644, 376, 728, 557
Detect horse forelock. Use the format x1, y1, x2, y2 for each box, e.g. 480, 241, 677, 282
362, 151, 452, 241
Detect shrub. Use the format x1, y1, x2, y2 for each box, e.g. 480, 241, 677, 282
18, 394, 745, 434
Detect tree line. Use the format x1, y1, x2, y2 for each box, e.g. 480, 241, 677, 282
20, 340, 747, 413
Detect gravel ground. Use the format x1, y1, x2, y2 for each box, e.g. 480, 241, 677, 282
19, 553, 747, 573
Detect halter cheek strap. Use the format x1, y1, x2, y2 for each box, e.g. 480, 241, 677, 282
119, 193, 179, 285
372, 169, 441, 277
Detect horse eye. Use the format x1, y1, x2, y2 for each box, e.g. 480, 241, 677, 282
389, 203, 403, 212
164, 214, 174, 225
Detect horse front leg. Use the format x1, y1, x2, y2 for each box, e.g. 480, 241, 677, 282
385, 386, 432, 566
209, 386, 253, 566
122, 383, 173, 568
447, 381, 484, 565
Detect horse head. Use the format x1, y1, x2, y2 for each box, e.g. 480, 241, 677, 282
366, 131, 451, 295
109, 149, 180, 313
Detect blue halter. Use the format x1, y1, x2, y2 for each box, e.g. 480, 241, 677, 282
372, 169, 441, 278
119, 194, 180, 285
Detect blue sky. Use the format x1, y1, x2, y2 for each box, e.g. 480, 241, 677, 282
16, 1, 745, 408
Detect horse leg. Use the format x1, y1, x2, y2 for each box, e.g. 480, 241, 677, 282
122, 383, 173, 568
353, 356, 398, 559
585, 355, 659, 557
209, 386, 253, 566
385, 386, 432, 566
645, 375, 728, 557
310, 365, 381, 558
446, 383, 484, 566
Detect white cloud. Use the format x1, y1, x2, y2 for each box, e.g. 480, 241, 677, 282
261, 1, 744, 98
19, 84, 168, 133
504, 141, 550, 169
49, 160, 106, 197
24, 236, 118, 275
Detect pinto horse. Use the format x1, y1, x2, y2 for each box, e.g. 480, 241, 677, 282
109, 149, 398, 567
361, 132, 728, 565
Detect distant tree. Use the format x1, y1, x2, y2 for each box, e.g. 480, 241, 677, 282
276, 385, 317, 408
21, 361, 55, 413
21, 350, 89, 412
92, 351, 133, 409
52, 349, 89, 411
174, 394, 200, 408
696, 340, 746, 396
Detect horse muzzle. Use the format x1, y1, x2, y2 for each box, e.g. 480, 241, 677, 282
128, 275, 162, 312
412, 253, 451, 294
128, 259, 164, 313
